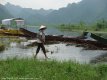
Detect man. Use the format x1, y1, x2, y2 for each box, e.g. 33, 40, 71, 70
34, 25, 48, 58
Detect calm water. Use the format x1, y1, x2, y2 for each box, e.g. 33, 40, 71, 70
0, 40, 106, 63
25, 26, 82, 37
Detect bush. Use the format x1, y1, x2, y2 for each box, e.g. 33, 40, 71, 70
0, 43, 5, 52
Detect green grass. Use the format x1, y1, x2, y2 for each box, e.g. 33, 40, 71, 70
0, 58, 107, 80
57, 22, 107, 33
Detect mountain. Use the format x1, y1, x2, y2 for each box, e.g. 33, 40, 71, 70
3, 0, 107, 25
47, 0, 107, 24
5, 3, 53, 25
0, 4, 12, 23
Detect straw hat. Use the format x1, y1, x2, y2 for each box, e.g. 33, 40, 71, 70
39, 25, 47, 30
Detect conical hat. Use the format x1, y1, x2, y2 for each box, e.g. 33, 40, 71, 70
39, 25, 46, 30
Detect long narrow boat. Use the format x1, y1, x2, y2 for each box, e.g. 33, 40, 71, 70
83, 32, 107, 44
20, 28, 107, 48
20, 28, 37, 38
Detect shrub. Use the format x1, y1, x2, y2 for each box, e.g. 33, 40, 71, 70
0, 43, 5, 52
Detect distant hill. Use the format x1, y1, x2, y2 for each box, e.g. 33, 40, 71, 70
3, 0, 107, 25
47, 0, 107, 24
0, 4, 12, 23
5, 3, 53, 25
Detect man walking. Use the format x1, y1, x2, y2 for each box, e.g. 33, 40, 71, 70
34, 25, 48, 58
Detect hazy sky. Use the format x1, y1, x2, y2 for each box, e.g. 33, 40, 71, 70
1, 0, 82, 10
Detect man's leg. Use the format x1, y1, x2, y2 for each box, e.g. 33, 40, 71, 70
40, 43, 48, 58
35, 43, 41, 58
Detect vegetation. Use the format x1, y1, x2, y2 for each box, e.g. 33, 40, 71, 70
0, 58, 107, 80
58, 19, 107, 33
0, 43, 5, 52
0, 29, 24, 37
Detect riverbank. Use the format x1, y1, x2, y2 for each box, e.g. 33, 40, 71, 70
0, 29, 28, 37
0, 58, 107, 80
0, 29, 23, 35
59, 29, 107, 34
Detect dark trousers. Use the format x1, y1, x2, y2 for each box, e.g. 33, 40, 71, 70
36, 43, 46, 54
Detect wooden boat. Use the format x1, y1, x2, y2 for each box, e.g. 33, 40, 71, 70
20, 28, 37, 38
83, 32, 107, 44
20, 28, 107, 48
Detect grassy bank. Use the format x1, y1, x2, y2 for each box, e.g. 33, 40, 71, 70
0, 59, 107, 80
0, 29, 23, 34
58, 25, 107, 33
58, 19, 107, 33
